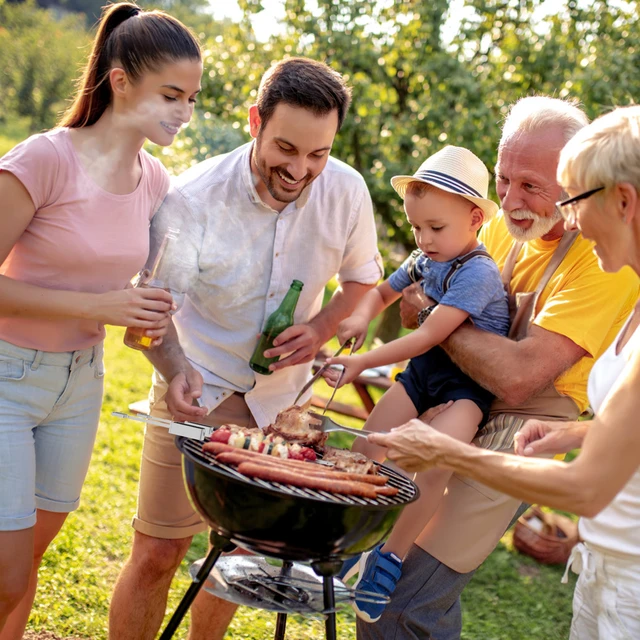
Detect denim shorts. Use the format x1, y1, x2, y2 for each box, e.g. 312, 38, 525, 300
396, 346, 494, 426
0, 338, 104, 531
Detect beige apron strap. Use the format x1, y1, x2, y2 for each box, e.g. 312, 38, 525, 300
501, 240, 523, 292
532, 229, 579, 297
505, 230, 579, 341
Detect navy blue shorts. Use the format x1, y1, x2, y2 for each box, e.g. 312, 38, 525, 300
396, 346, 494, 427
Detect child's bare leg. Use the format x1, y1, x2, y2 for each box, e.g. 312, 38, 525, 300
380, 399, 482, 560
352, 383, 418, 462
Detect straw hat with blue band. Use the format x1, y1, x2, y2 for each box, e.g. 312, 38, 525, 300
390, 145, 500, 221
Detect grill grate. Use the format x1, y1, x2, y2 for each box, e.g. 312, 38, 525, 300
181, 438, 417, 507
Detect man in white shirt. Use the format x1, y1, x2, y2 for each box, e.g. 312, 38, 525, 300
108, 57, 382, 640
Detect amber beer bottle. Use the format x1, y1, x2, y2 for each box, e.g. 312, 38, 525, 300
249, 280, 304, 375
123, 228, 180, 351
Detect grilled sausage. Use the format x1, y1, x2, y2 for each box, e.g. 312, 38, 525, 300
215, 450, 388, 486
374, 485, 399, 497
204, 441, 243, 455
236, 462, 381, 499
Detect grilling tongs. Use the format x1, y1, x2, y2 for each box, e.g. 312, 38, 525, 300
291, 338, 355, 406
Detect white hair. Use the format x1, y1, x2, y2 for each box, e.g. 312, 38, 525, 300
558, 105, 640, 191
500, 96, 589, 147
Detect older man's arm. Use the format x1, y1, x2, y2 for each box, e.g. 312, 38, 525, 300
441, 324, 587, 406
399, 282, 586, 406
266, 280, 375, 370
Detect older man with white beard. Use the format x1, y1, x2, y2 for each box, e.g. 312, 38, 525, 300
355, 96, 640, 640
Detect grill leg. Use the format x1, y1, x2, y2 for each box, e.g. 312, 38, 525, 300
274, 613, 288, 640
322, 576, 337, 640
311, 560, 341, 640
274, 560, 293, 640
159, 532, 235, 640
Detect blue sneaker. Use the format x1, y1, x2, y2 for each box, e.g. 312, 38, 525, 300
352, 546, 403, 623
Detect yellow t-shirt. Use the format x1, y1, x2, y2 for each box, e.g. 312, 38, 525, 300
479, 213, 640, 413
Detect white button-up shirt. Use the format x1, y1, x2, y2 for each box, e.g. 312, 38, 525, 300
150, 142, 383, 427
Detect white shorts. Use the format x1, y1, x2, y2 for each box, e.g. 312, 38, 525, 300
0, 338, 104, 531
564, 542, 640, 640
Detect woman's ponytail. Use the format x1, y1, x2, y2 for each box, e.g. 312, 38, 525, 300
59, 2, 200, 129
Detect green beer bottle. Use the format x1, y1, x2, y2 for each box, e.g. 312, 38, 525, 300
250, 280, 304, 375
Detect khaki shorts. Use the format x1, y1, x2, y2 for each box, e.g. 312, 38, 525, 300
132, 377, 258, 540
415, 413, 555, 573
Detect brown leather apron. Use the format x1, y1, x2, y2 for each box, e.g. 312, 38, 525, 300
415, 230, 582, 572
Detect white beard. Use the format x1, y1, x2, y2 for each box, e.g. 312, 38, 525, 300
504, 208, 563, 242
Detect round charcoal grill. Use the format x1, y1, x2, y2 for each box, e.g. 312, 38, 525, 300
159, 436, 419, 640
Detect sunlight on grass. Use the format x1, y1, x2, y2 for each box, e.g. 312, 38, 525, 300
26, 327, 575, 639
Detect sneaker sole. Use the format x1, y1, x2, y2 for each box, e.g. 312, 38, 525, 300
350, 550, 382, 623
351, 600, 382, 624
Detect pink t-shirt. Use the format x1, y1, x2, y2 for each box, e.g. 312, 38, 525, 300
0, 128, 170, 352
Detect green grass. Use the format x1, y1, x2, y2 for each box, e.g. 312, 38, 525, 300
26, 328, 576, 639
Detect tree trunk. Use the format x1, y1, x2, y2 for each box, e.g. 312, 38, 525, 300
373, 298, 403, 344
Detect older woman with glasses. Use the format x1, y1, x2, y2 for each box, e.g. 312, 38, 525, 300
368, 105, 640, 640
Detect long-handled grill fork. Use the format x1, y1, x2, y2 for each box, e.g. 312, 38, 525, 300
307, 412, 385, 439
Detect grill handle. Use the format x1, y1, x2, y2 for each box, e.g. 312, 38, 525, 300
111, 411, 214, 441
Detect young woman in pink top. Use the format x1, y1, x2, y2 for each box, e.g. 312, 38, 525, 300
0, 4, 202, 636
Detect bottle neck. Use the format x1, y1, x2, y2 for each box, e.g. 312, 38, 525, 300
279, 287, 302, 311
148, 235, 171, 280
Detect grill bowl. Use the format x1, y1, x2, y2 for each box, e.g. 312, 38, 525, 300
177, 437, 419, 562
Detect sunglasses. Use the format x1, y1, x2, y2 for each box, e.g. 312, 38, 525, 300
556, 186, 605, 223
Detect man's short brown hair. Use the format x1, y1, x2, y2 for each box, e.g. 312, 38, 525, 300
256, 57, 352, 132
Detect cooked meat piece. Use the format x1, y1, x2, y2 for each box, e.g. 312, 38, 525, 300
264, 405, 328, 448
322, 446, 378, 475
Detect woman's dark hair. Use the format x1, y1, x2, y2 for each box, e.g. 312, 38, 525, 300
59, 2, 201, 128
256, 58, 352, 132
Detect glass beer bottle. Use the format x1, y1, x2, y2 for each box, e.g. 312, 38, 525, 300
123, 227, 180, 351
250, 280, 304, 375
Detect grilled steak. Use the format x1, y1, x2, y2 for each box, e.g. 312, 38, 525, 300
264, 405, 328, 448
322, 446, 378, 475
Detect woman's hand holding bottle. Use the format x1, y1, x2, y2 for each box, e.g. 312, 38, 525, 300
89, 287, 175, 341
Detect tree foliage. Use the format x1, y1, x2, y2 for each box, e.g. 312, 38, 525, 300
2, 0, 639, 249
154, 0, 640, 259
0, 0, 88, 132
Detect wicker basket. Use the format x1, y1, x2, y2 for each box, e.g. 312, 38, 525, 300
513, 506, 579, 565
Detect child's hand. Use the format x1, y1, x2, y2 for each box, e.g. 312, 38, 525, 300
322, 354, 366, 388
337, 317, 368, 351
